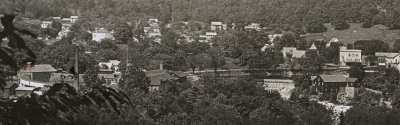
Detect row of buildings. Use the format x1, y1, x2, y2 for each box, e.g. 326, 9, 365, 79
210, 21, 262, 31
1, 60, 187, 98
269, 36, 400, 69
41, 16, 79, 40
143, 18, 162, 43
197, 22, 263, 43
41, 16, 119, 43
262, 74, 360, 101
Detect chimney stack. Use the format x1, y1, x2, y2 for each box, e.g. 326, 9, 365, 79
160, 63, 163, 70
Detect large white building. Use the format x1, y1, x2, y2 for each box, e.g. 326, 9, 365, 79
91, 28, 115, 42
339, 47, 362, 66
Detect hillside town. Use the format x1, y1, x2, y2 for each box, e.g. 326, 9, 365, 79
1, 0, 400, 125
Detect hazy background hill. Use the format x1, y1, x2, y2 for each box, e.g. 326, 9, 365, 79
2, 0, 400, 29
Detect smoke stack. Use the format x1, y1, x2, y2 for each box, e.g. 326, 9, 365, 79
160, 63, 163, 70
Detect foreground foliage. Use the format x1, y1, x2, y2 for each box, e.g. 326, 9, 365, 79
0, 14, 129, 125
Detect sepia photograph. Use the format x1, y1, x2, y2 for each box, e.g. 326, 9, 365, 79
1, 0, 400, 125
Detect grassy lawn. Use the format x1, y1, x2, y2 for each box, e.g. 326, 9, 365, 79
303, 23, 400, 46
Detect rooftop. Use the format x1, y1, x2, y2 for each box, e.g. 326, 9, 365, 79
145, 70, 186, 86
211, 22, 223, 25
375, 52, 400, 58
309, 43, 317, 50
282, 47, 306, 58
311, 75, 357, 83
19, 64, 57, 73
205, 32, 217, 36
94, 28, 112, 33
15, 86, 35, 91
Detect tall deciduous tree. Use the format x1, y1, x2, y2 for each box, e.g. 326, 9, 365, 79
119, 64, 150, 93
83, 65, 101, 88
302, 49, 325, 74
114, 23, 133, 44
303, 12, 328, 33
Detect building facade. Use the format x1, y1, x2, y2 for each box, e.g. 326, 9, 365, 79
92, 28, 115, 42
375, 52, 400, 65
311, 75, 360, 96
210, 22, 227, 30
339, 47, 362, 66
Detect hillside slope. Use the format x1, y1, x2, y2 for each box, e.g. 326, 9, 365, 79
304, 23, 400, 46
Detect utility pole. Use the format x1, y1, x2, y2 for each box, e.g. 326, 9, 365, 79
73, 38, 80, 90
74, 44, 79, 90
126, 42, 129, 67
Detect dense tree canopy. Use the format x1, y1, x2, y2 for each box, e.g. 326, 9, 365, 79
3, 0, 400, 33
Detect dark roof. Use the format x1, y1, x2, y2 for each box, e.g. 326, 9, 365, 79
346, 78, 358, 82
312, 75, 358, 83
20, 64, 56, 73
98, 74, 116, 79
375, 52, 400, 58
145, 70, 182, 86
171, 71, 187, 77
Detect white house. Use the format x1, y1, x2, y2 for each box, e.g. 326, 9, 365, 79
327, 37, 339, 47
62, 18, 72, 23
205, 32, 217, 39
56, 29, 70, 40
244, 23, 261, 31
52, 17, 61, 20
197, 32, 217, 43
70, 16, 78, 23
91, 28, 115, 42
56, 23, 73, 39
198, 35, 208, 43
339, 47, 362, 66
148, 31, 162, 38
149, 18, 159, 24
210, 22, 227, 30
98, 60, 121, 73
61, 23, 72, 31
41, 21, 52, 28
375, 52, 400, 65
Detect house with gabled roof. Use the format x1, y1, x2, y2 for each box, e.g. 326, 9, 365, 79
311, 75, 361, 98
145, 68, 187, 91
327, 37, 340, 47
18, 64, 57, 83
375, 52, 400, 66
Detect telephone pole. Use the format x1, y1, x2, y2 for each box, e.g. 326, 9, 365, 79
73, 38, 80, 90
